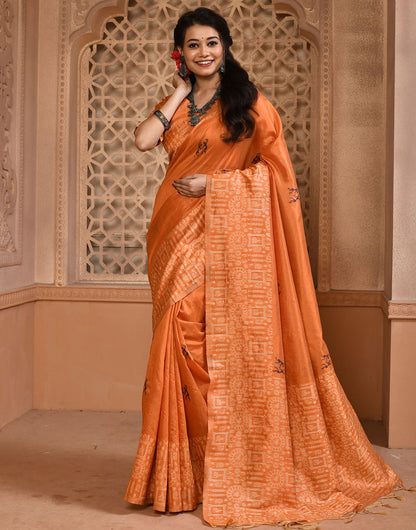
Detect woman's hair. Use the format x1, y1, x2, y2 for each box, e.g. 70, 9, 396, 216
173, 7, 258, 143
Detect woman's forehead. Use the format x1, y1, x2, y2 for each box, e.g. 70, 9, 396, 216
184, 25, 220, 42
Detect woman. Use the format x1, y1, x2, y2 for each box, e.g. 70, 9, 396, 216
125, 7, 401, 527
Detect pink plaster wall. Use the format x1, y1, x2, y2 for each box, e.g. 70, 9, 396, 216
319, 306, 384, 420
34, 300, 153, 411
388, 320, 416, 448
0, 303, 34, 429
385, 0, 416, 448
392, 0, 416, 300
330, 0, 387, 291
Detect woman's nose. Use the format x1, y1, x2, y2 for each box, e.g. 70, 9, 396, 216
199, 43, 209, 56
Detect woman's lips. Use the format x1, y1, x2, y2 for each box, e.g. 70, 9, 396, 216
195, 60, 214, 67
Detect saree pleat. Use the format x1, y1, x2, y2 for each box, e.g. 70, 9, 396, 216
126, 92, 401, 526
125, 285, 209, 512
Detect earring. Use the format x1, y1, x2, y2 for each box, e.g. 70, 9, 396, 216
219, 60, 225, 74
179, 55, 188, 78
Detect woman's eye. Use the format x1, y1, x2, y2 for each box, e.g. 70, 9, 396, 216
208, 41, 219, 46
189, 43, 198, 48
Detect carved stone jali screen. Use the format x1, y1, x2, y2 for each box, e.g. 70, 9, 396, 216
79, 0, 320, 284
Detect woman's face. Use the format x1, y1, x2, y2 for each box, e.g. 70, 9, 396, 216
180, 24, 224, 79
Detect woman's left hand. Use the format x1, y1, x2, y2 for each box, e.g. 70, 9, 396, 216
173, 174, 207, 197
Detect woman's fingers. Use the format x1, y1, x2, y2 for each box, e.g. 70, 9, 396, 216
173, 184, 204, 197
173, 174, 206, 197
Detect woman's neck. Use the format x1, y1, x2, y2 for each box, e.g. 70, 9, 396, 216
193, 73, 221, 94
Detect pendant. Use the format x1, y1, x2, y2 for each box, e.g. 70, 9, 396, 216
189, 114, 201, 126
187, 86, 221, 126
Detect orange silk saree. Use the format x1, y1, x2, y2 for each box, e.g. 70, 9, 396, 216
125, 92, 401, 527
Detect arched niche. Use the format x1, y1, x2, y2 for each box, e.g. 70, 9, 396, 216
67, 0, 326, 286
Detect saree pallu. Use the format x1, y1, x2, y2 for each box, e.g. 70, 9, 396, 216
125, 93, 401, 526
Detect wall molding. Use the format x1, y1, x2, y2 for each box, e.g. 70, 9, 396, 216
316, 290, 386, 308
55, 0, 70, 286
388, 302, 416, 320
0, 285, 38, 310
1, 286, 415, 320
0, 284, 151, 310
317, 290, 416, 320
317, 0, 331, 291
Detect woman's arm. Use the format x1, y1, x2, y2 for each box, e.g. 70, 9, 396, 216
134, 72, 192, 151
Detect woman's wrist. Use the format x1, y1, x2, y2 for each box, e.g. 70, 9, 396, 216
172, 85, 190, 103
158, 88, 190, 124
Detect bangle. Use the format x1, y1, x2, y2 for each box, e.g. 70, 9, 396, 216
154, 110, 171, 130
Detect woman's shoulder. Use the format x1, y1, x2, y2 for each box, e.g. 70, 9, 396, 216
252, 90, 282, 133
253, 91, 278, 115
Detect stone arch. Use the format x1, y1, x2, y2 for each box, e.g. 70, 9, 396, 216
74, 0, 323, 283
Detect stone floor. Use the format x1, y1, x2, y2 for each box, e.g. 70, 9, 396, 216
0, 410, 415, 530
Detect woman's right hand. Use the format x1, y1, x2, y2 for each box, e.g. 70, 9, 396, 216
172, 70, 192, 97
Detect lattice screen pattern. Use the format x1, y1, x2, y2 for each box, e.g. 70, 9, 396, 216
80, 0, 316, 283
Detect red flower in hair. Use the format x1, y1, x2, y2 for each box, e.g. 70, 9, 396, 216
171, 50, 181, 69
171, 50, 190, 75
